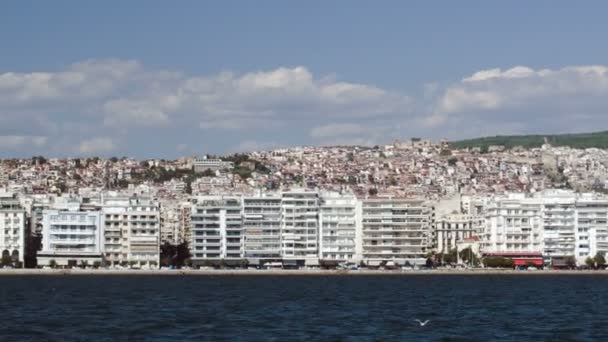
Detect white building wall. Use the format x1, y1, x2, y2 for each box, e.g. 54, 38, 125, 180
39, 209, 104, 266
319, 191, 359, 262
0, 196, 26, 264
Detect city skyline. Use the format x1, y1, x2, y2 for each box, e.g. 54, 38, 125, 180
3, 1, 608, 157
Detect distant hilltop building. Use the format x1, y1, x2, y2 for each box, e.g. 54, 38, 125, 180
193, 155, 234, 173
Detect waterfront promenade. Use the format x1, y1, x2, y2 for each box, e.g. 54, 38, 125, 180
2, 268, 608, 276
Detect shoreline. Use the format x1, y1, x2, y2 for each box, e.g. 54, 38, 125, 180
2, 268, 608, 276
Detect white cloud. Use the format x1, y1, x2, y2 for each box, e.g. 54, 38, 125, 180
0, 135, 47, 149
438, 65, 608, 115
429, 65, 608, 136
310, 123, 367, 139
79, 137, 116, 155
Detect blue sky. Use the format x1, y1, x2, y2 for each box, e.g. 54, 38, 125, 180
2, 1, 608, 157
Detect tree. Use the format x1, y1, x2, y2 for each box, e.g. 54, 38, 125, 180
443, 249, 458, 264
49, 259, 57, 268
368, 188, 378, 196
1, 254, 13, 267
439, 149, 452, 156
425, 258, 434, 268
565, 256, 577, 269
201, 169, 215, 177
585, 256, 595, 269
594, 252, 606, 269
93, 261, 102, 269
459, 247, 480, 266
160, 241, 192, 269
184, 181, 193, 195
447, 157, 458, 166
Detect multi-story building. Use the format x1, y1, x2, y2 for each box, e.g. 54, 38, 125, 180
0, 193, 26, 265
102, 195, 160, 268
193, 156, 234, 173
480, 190, 608, 266
434, 214, 480, 254
280, 190, 320, 266
481, 194, 544, 254
361, 197, 432, 266
38, 207, 105, 267
319, 191, 361, 262
575, 194, 608, 261
242, 195, 282, 263
190, 196, 243, 264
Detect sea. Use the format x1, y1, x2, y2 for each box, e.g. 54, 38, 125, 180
0, 274, 607, 341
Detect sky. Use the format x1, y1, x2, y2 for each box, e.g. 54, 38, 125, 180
2, 1, 608, 158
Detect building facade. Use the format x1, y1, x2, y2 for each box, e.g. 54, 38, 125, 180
38, 208, 105, 267
361, 197, 433, 266
0, 193, 26, 265
102, 195, 160, 267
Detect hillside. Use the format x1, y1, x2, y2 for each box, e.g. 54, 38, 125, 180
449, 131, 608, 150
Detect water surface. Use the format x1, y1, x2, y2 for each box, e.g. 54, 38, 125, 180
0, 275, 606, 341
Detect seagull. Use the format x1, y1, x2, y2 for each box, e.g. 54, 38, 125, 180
415, 319, 430, 326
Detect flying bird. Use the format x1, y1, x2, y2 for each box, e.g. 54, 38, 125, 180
415, 319, 430, 326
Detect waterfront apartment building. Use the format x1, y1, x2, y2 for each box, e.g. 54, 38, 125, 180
242, 195, 282, 263
38, 206, 105, 267
102, 195, 160, 268
0, 193, 26, 265
361, 197, 433, 266
482, 194, 543, 254
480, 190, 608, 266
280, 190, 320, 266
319, 191, 361, 262
190, 196, 243, 263
434, 214, 480, 254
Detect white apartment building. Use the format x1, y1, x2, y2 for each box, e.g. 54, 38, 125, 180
193, 156, 234, 173
242, 195, 282, 263
361, 197, 432, 266
190, 196, 243, 263
0, 193, 26, 265
280, 190, 320, 266
319, 191, 361, 262
102, 195, 160, 267
38, 208, 104, 267
435, 214, 480, 254
480, 190, 608, 266
482, 194, 544, 255
575, 195, 608, 261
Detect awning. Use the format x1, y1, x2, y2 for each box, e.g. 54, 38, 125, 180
513, 258, 543, 266
305, 259, 320, 266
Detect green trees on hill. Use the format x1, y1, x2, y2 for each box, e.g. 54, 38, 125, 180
450, 131, 608, 150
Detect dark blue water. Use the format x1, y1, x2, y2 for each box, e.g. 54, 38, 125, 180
1, 275, 607, 341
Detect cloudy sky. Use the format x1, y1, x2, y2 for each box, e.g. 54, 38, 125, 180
2, 1, 608, 157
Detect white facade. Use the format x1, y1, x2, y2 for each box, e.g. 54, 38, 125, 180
193, 156, 234, 173
361, 197, 432, 266
481, 194, 543, 255
480, 190, 608, 265
319, 191, 361, 262
435, 214, 480, 254
280, 190, 320, 263
191, 196, 243, 262
39, 209, 104, 266
0, 194, 26, 264
102, 195, 160, 267
242, 196, 282, 261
